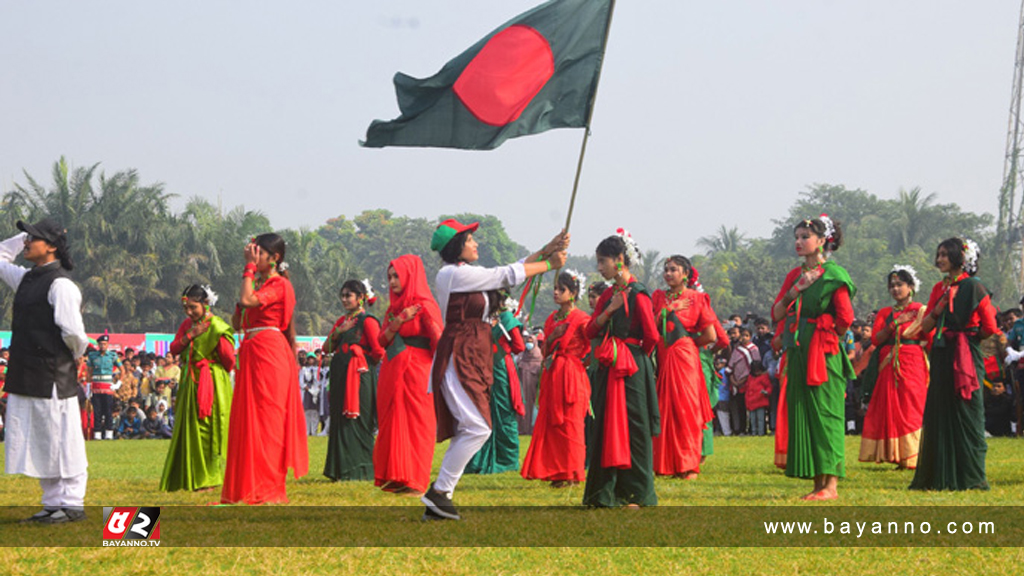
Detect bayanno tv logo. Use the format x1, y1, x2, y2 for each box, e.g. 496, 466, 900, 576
102, 507, 162, 547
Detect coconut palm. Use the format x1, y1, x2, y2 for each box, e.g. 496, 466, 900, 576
697, 225, 747, 256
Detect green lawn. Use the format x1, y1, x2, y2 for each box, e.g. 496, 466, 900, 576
1, 435, 1022, 574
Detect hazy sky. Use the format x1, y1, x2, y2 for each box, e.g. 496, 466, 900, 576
1, 0, 1019, 258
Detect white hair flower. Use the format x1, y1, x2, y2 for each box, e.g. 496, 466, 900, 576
614, 228, 642, 265
889, 265, 920, 293
201, 284, 219, 307
962, 238, 980, 275
818, 214, 836, 242
564, 268, 587, 294
361, 278, 376, 302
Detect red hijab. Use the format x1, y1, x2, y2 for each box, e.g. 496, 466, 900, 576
387, 254, 443, 332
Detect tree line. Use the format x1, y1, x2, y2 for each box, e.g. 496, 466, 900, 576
0, 159, 1003, 335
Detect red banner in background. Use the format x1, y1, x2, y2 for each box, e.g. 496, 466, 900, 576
86, 333, 147, 354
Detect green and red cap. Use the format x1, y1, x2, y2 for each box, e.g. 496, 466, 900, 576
431, 218, 479, 252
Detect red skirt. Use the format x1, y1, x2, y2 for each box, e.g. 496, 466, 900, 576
373, 345, 436, 493
652, 338, 714, 476
221, 330, 309, 504
859, 344, 927, 468
521, 355, 590, 482
774, 355, 788, 469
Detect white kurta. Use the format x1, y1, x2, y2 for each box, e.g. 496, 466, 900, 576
0, 233, 89, 478
431, 260, 526, 496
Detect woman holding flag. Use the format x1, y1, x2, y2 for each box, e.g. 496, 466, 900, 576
420, 218, 567, 521
323, 279, 385, 482
160, 284, 234, 492
583, 230, 661, 508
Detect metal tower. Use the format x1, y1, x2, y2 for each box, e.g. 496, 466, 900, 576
998, 0, 1024, 289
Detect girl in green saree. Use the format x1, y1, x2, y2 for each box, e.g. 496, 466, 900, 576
770, 216, 855, 501
160, 284, 235, 492
910, 238, 1003, 491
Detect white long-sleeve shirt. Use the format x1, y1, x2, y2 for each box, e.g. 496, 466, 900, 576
0, 233, 88, 358
434, 261, 527, 322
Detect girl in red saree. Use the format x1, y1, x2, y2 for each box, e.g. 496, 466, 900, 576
374, 255, 443, 495
221, 233, 309, 504
522, 270, 591, 486
650, 256, 717, 479
859, 266, 930, 469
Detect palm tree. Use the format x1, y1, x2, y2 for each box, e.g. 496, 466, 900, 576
888, 187, 938, 255
697, 225, 746, 255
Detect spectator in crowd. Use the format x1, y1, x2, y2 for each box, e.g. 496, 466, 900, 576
750, 318, 769, 353
300, 354, 320, 436
985, 382, 1014, 437
516, 328, 543, 435
154, 354, 180, 392
146, 380, 171, 411
318, 359, 330, 436
745, 360, 772, 436
0, 347, 8, 394
137, 358, 155, 398
727, 325, 760, 435
141, 406, 172, 439
715, 356, 732, 436
117, 406, 144, 439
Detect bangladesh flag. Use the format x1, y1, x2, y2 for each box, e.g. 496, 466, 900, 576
361, 0, 614, 150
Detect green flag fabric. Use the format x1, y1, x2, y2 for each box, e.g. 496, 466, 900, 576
361, 0, 613, 151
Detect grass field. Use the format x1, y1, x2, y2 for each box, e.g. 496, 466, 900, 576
1, 435, 1022, 574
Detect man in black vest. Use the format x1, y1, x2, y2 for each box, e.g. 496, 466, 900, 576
0, 219, 89, 524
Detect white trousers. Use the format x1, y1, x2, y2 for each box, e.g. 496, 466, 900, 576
716, 408, 732, 436
434, 359, 492, 496
40, 472, 88, 509
304, 410, 319, 436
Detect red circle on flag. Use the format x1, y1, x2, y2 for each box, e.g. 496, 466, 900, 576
453, 25, 554, 127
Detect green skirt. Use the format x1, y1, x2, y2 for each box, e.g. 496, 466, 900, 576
909, 336, 988, 491
323, 352, 377, 481
466, 361, 520, 475
785, 346, 846, 479
159, 364, 233, 491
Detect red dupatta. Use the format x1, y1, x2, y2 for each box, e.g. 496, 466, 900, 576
386, 255, 443, 347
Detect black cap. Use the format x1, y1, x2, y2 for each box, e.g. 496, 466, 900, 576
17, 218, 65, 245
97, 335, 110, 343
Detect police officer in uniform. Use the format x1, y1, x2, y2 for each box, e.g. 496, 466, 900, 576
86, 334, 121, 439
0, 219, 89, 524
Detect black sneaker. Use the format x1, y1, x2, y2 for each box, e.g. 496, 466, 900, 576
20, 508, 59, 523
39, 508, 86, 524
421, 507, 447, 522
420, 485, 461, 520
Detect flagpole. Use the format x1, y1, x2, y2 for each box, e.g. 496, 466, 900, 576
563, 0, 617, 235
